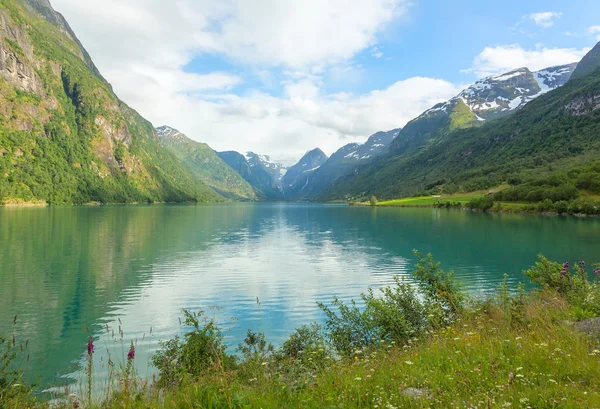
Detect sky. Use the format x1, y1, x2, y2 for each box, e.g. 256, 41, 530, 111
51, 0, 600, 165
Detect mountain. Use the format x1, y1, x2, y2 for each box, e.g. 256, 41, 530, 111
0, 0, 221, 204
458, 64, 577, 120
281, 148, 328, 198
571, 42, 600, 80
319, 45, 600, 202
155, 126, 258, 201
217, 151, 286, 199
389, 64, 577, 154
287, 128, 400, 200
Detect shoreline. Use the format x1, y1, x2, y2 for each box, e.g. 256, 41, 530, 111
349, 201, 600, 218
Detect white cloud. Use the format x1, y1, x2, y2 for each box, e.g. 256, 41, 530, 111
50, 0, 426, 163
118, 72, 459, 164
371, 47, 384, 59
589, 26, 600, 41
463, 44, 589, 77
528, 12, 562, 28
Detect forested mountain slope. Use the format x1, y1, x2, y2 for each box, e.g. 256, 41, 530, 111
320, 46, 600, 202
156, 126, 258, 201
0, 0, 221, 204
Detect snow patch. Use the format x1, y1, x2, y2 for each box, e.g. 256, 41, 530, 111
508, 96, 523, 110
492, 70, 526, 82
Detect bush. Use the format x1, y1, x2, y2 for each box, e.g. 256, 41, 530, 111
536, 198, 554, 212
275, 324, 332, 384
370, 196, 378, 206
524, 256, 600, 318
467, 196, 494, 211
554, 200, 569, 214
152, 310, 235, 386
318, 252, 463, 356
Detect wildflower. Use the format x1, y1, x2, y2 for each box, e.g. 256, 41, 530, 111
405, 361, 414, 365
594, 269, 600, 275
579, 261, 586, 268
127, 342, 135, 361
355, 377, 362, 381
86, 337, 94, 355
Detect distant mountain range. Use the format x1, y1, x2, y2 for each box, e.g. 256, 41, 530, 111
319, 47, 600, 202
1, 0, 598, 206
155, 126, 258, 201
216, 63, 580, 202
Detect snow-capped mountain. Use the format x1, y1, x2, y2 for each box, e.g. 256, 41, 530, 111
245, 152, 288, 183
156, 125, 186, 142
282, 148, 329, 197
457, 63, 577, 120
281, 129, 400, 200
390, 63, 578, 153
217, 151, 288, 199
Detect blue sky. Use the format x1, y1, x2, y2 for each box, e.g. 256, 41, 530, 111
54, 0, 599, 163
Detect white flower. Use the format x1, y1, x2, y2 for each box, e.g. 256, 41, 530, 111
405, 360, 414, 365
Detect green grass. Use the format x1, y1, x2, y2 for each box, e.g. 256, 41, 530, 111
5, 254, 600, 408
377, 193, 484, 207
9, 292, 600, 409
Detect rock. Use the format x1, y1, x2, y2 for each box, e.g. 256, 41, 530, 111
573, 317, 600, 338
402, 387, 430, 399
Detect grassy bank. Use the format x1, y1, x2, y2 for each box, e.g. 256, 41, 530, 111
3, 254, 600, 408
377, 193, 484, 208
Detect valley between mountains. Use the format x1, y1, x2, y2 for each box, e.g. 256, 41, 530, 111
1, 0, 600, 215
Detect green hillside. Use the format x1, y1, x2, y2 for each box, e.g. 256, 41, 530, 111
0, 0, 222, 205
389, 98, 479, 154
156, 126, 258, 201
320, 59, 600, 207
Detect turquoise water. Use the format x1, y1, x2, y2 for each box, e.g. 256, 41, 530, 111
1, 203, 599, 389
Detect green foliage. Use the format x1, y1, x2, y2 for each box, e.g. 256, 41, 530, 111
4, 37, 24, 58
412, 250, 464, 323
152, 310, 233, 387
0, 0, 222, 205
369, 195, 377, 206
524, 256, 600, 318
317, 252, 462, 356
158, 130, 258, 201
467, 195, 494, 211
10, 253, 600, 408
0, 335, 18, 406
320, 67, 600, 210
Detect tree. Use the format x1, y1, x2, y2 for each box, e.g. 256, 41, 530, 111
370, 196, 378, 206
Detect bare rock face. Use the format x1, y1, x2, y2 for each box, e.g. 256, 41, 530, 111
0, 46, 41, 93
565, 94, 600, 116
0, 10, 42, 94
95, 116, 132, 147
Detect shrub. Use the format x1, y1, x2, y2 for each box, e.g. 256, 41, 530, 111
278, 324, 328, 360
370, 196, 378, 206
152, 310, 234, 386
536, 198, 554, 212
467, 196, 494, 211
412, 250, 464, 324
318, 252, 463, 356
554, 200, 569, 214
275, 324, 332, 384
524, 256, 600, 318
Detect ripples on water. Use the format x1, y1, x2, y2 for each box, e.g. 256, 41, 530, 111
1, 203, 599, 390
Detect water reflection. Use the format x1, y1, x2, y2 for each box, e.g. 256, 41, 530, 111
1, 204, 599, 389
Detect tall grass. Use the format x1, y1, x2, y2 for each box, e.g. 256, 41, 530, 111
3, 252, 600, 408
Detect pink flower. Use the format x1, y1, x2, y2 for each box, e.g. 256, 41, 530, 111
127, 343, 135, 361
87, 337, 94, 355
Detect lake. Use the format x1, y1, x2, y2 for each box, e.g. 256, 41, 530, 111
1, 203, 599, 390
